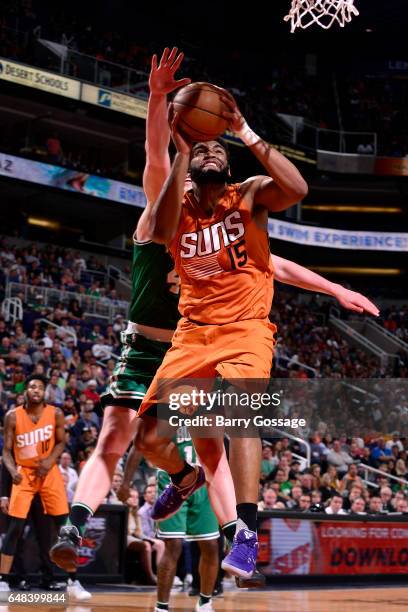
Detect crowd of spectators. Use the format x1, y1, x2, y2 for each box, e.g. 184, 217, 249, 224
258, 435, 408, 516
0, 237, 127, 303
382, 304, 408, 344
272, 290, 408, 379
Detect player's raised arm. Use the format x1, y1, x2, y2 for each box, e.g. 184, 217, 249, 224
149, 110, 192, 245
137, 47, 190, 242
220, 91, 308, 212
272, 254, 380, 316
2, 411, 22, 484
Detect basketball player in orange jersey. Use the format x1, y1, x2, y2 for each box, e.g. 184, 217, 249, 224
50, 49, 238, 581
0, 374, 90, 600
50, 48, 377, 590
133, 89, 379, 579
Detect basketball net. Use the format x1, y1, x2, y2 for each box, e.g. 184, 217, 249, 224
284, 0, 359, 32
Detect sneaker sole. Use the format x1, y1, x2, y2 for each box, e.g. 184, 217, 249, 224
50, 544, 78, 572
220, 559, 254, 578
235, 573, 266, 588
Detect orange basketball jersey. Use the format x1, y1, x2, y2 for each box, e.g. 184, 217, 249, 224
169, 184, 274, 324
14, 404, 57, 468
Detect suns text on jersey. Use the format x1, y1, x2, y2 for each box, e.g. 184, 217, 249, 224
180, 211, 245, 258
16, 425, 53, 447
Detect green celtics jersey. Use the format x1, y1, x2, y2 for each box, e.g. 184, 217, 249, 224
129, 241, 180, 329
175, 425, 197, 465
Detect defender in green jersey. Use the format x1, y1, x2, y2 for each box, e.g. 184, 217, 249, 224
157, 429, 219, 540
100, 241, 180, 409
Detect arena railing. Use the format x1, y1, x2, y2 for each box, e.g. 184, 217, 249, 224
107, 265, 132, 289
267, 429, 311, 468
274, 352, 318, 378
35, 317, 120, 363
364, 318, 408, 354
6, 282, 129, 322
276, 113, 377, 155
40, 39, 149, 95
79, 268, 107, 288
36, 317, 77, 346
358, 463, 408, 490
329, 311, 395, 368
1, 297, 23, 324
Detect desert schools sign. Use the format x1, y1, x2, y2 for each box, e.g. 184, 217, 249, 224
0, 58, 80, 99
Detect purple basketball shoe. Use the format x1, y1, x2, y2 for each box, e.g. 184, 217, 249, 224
151, 465, 206, 521
221, 527, 258, 578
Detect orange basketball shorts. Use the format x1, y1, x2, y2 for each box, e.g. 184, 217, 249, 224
9, 464, 69, 519
138, 317, 277, 415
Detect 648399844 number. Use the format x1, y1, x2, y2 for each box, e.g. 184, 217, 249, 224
7, 592, 67, 604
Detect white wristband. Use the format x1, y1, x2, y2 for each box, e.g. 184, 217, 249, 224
235, 122, 260, 147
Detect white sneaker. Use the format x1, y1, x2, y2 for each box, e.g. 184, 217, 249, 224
195, 600, 215, 611
172, 575, 183, 586
0, 582, 9, 592
67, 579, 92, 601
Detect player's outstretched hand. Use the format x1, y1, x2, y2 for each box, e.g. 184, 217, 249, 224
149, 47, 191, 96
334, 286, 380, 316
218, 89, 246, 133
169, 104, 192, 155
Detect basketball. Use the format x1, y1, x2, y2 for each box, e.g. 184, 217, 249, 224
173, 82, 230, 141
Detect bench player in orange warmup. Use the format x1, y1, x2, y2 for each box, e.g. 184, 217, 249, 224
0, 374, 90, 600
134, 87, 379, 579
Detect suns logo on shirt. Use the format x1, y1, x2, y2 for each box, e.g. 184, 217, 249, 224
180, 210, 245, 259
16, 425, 54, 448
274, 542, 311, 574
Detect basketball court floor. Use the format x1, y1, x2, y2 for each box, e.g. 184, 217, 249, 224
1, 586, 407, 611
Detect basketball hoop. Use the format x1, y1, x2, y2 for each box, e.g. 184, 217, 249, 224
284, 0, 359, 32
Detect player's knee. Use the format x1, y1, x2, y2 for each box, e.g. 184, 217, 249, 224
194, 439, 224, 469
199, 538, 219, 560
96, 424, 129, 456
134, 426, 160, 455
164, 538, 183, 561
